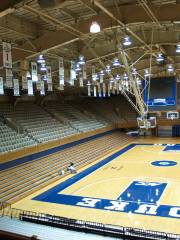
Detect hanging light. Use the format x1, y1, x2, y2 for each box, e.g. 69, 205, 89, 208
99, 70, 105, 76
115, 74, 120, 80
176, 44, 180, 53
90, 21, 100, 33
42, 75, 48, 81
78, 55, 86, 65
87, 81, 91, 86
110, 78, 114, 83
144, 69, 151, 77
112, 57, 121, 67
105, 64, 111, 73
156, 53, 164, 62
124, 72, 128, 80
40, 63, 47, 71
136, 77, 142, 85
26, 71, 31, 78
75, 63, 81, 72
123, 36, 132, 46
132, 67, 137, 75
167, 64, 174, 72
37, 54, 45, 64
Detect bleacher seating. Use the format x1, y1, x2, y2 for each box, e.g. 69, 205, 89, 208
0, 131, 132, 203
0, 120, 36, 154
44, 101, 109, 132
0, 102, 78, 144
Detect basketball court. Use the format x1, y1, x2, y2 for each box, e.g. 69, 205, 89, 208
12, 139, 180, 235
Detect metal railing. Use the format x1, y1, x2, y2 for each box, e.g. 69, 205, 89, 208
0, 202, 180, 240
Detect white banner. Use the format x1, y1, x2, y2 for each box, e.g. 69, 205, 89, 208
100, 74, 103, 83
28, 80, 33, 95
70, 60, 76, 86
5, 68, 13, 88
93, 85, 97, 97
79, 72, 83, 87
13, 78, 20, 96
92, 65, 96, 82
112, 82, 115, 95
116, 82, 120, 95
108, 83, 111, 97
97, 83, 101, 97
82, 65, 87, 80
103, 83, 106, 97
36, 80, 41, 91
59, 57, 64, 88
22, 76, 28, 90
0, 77, 4, 95
46, 66, 53, 91
31, 62, 38, 82
3, 42, 12, 68
40, 81, 45, 95
88, 84, 91, 96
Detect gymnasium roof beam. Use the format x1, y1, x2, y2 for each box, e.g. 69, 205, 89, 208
78, 0, 100, 14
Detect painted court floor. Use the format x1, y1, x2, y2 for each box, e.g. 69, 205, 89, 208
12, 139, 180, 235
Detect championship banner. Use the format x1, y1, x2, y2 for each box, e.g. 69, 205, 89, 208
103, 83, 106, 97
93, 85, 97, 97
97, 83, 101, 97
28, 80, 33, 96
31, 62, 38, 82
13, 78, 20, 96
82, 65, 87, 80
3, 42, 12, 68
46, 66, 53, 91
112, 82, 115, 95
100, 74, 104, 83
0, 77, 4, 95
107, 83, 111, 97
116, 82, 120, 95
22, 75, 28, 90
92, 65, 96, 82
40, 81, 45, 95
87, 83, 91, 96
70, 60, 76, 86
5, 68, 13, 88
59, 57, 64, 88
79, 72, 83, 87
36, 80, 41, 91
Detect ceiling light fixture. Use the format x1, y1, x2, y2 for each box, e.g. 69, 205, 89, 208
123, 36, 132, 46
90, 21, 100, 33
37, 54, 45, 64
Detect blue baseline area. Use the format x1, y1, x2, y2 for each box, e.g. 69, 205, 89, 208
117, 181, 167, 204
0, 129, 116, 171
164, 145, 180, 152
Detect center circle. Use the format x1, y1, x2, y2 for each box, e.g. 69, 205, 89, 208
151, 160, 177, 167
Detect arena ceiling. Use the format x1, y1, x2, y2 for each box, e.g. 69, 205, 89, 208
0, 0, 180, 89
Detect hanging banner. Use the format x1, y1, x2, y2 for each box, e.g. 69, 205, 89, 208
79, 72, 83, 87
22, 75, 28, 90
107, 83, 111, 97
97, 83, 101, 97
92, 65, 96, 82
87, 83, 91, 96
82, 65, 87, 80
112, 82, 115, 95
13, 78, 20, 96
28, 80, 33, 96
31, 62, 38, 82
36, 81, 41, 91
103, 83, 106, 97
46, 66, 53, 91
0, 77, 4, 95
5, 68, 13, 88
116, 82, 120, 95
59, 57, 64, 89
3, 42, 12, 68
100, 74, 103, 83
70, 60, 76, 86
40, 81, 45, 95
93, 85, 97, 97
